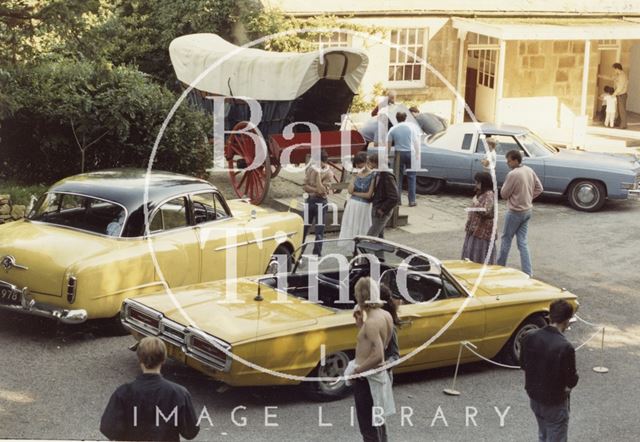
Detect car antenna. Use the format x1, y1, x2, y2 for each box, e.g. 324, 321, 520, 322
254, 280, 264, 302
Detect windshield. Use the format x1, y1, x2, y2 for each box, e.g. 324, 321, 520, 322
517, 131, 557, 158
28, 192, 127, 237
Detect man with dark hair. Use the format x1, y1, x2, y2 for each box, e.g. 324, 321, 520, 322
100, 337, 199, 441
367, 153, 399, 238
387, 111, 420, 207
497, 149, 543, 276
521, 300, 579, 442
612, 63, 628, 129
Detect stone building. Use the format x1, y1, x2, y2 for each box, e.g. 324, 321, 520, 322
258, 1, 640, 142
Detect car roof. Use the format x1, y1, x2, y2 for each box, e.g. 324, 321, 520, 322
457, 122, 529, 136
48, 169, 215, 211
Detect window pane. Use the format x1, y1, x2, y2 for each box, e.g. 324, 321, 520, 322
155, 197, 188, 231
390, 48, 397, 63
388, 66, 395, 81
409, 29, 416, 44
412, 65, 421, 80
192, 193, 217, 224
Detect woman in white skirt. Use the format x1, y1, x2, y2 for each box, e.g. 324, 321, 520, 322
339, 151, 375, 239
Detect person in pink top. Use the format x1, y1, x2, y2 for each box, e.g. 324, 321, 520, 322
497, 150, 543, 276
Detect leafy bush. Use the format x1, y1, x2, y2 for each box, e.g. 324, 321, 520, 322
0, 60, 212, 183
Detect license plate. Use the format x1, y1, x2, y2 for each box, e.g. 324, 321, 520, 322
0, 282, 22, 307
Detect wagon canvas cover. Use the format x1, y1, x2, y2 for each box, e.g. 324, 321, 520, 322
169, 33, 368, 101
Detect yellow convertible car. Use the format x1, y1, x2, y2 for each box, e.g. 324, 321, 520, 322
0, 169, 303, 329
121, 237, 578, 400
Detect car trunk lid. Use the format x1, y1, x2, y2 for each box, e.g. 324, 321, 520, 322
135, 279, 332, 344
0, 220, 114, 296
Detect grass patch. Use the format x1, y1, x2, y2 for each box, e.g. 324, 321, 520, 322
0, 180, 48, 206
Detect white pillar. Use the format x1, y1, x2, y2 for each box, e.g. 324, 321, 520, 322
455, 31, 467, 124
494, 39, 507, 125
580, 40, 591, 116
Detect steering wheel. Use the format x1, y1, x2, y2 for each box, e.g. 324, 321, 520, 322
192, 201, 209, 224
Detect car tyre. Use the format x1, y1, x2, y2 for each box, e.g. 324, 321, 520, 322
416, 177, 445, 195
267, 245, 293, 274
567, 179, 606, 212
497, 315, 547, 366
304, 350, 352, 401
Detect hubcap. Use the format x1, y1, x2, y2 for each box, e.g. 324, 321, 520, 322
316, 352, 349, 393
575, 184, 597, 207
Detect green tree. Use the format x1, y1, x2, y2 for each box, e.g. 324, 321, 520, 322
0, 60, 211, 183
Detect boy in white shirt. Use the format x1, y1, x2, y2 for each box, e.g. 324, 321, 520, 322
481, 137, 497, 171
601, 86, 617, 128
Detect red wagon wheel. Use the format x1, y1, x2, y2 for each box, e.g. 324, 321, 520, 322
224, 122, 276, 205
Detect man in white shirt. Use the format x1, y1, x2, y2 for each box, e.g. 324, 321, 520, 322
612, 63, 628, 129
387, 112, 421, 206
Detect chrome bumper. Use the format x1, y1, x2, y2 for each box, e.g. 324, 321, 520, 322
0, 281, 87, 324
628, 189, 640, 200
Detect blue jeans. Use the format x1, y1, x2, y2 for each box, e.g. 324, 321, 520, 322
530, 398, 569, 442
302, 195, 327, 255
397, 151, 416, 204
497, 209, 533, 276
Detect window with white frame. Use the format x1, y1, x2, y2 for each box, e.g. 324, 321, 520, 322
311, 32, 351, 50
597, 39, 619, 50
477, 48, 496, 89
388, 28, 427, 85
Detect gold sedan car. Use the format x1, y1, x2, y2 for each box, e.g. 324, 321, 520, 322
121, 237, 578, 400
0, 169, 303, 330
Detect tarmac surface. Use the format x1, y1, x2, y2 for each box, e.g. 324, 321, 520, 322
1, 172, 639, 441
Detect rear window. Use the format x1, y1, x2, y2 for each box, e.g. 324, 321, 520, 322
28, 193, 127, 237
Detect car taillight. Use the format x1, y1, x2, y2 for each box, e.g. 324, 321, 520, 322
129, 307, 161, 332
191, 336, 227, 361
66, 276, 77, 304
185, 331, 231, 371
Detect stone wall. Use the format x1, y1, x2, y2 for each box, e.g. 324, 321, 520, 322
503, 39, 601, 127
0, 195, 27, 225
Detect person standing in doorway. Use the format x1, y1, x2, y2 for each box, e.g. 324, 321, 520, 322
600, 86, 618, 128
100, 337, 199, 442
520, 299, 579, 442
302, 150, 334, 255
387, 112, 420, 207
367, 153, 400, 239
497, 150, 543, 277
612, 63, 628, 129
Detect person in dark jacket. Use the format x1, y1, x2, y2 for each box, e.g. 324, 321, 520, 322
366, 153, 400, 238
100, 337, 200, 442
520, 299, 579, 442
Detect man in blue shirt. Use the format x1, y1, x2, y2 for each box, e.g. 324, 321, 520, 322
387, 112, 420, 206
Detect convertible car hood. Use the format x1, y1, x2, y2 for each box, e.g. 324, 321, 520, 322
0, 220, 115, 296
549, 149, 639, 172
132, 279, 332, 344
443, 260, 572, 299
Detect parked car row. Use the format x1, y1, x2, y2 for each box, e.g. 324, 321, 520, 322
1, 168, 579, 400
